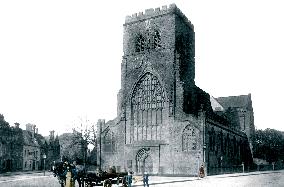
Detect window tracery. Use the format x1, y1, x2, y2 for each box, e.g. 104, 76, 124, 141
135, 30, 162, 53
154, 30, 161, 49
131, 73, 167, 142
131, 73, 166, 110
136, 34, 145, 52
182, 125, 198, 152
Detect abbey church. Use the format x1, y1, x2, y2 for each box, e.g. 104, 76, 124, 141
97, 4, 254, 175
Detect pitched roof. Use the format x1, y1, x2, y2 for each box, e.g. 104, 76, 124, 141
35, 133, 47, 146
22, 130, 40, 147
216, 94, 251, 110
210, 96, 224, 111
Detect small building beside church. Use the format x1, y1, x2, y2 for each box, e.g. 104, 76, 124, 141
0, 117, 60, 172
22, 124, 41, 171
97, 4, 254, 176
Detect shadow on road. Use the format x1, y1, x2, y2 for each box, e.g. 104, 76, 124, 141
132, 170, 283, 187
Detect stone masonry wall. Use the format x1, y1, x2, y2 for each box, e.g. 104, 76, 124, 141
99, 4, 253, 176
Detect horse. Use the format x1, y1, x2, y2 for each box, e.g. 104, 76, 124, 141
52, 161, 68, 187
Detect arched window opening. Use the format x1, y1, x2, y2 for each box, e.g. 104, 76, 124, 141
131, 73, 167, 142
146, 30, 152, 49
182, 125, 198, 152
154, 30, 161, 49
136, 34, 145, 52
103, 131, 116, 152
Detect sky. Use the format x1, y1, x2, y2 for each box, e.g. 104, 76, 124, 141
0, 0, 284, 136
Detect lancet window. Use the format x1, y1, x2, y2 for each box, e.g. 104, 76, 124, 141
154, 30, 161, 49
136, 34, 145, 52
182, 125, 198, 152
130, 73, 167, 142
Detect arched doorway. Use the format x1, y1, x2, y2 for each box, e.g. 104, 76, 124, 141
136, 148, 153, 174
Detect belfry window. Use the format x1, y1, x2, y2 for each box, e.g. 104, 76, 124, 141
154, 30, 161, 49
136, 34, 145, 52
135, 30, 161, 52
130, 73, 167, 142
182, 125, 198, 152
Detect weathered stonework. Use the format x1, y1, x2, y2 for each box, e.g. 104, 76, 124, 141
97, 4, 254, 176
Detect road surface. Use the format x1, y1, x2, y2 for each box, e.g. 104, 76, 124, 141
0, 170, 283, 187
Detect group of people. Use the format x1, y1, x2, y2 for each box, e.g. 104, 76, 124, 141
119, 171, 149, 187
52, 160, 85, 187
54, 163, 205, 187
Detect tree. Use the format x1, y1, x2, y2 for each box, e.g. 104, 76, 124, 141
71, 116, 97, 166
253, 128, 284, 163
0, 114, 10, 128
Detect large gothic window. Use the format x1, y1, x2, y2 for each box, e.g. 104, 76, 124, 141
103, 131, 116, 152
131, 73, 167, 142
182, 125, 198, 152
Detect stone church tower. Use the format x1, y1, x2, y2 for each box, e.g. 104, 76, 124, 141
97, 4, 253, 175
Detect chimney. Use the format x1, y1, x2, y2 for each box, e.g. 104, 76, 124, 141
26, 123, 35, 139
14, 123, 20, 128
49, 130, 55, 141
26, 123, 33, 131
32, 125, 36, 139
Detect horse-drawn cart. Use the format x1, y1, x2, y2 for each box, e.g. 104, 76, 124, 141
52, 162, 128, 187
84, 171, 128, 187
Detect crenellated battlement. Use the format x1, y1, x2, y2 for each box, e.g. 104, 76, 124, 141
125, 3, 194, 29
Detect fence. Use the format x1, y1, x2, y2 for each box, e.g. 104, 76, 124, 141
208, 165, 243, 175
250, 162, 284, 172
208, 162, 284, 176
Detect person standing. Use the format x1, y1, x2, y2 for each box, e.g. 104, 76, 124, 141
115, 177, 120, 187
143, 172, 149, 187
199, 164, 205, 178
126, 172, 133, 187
